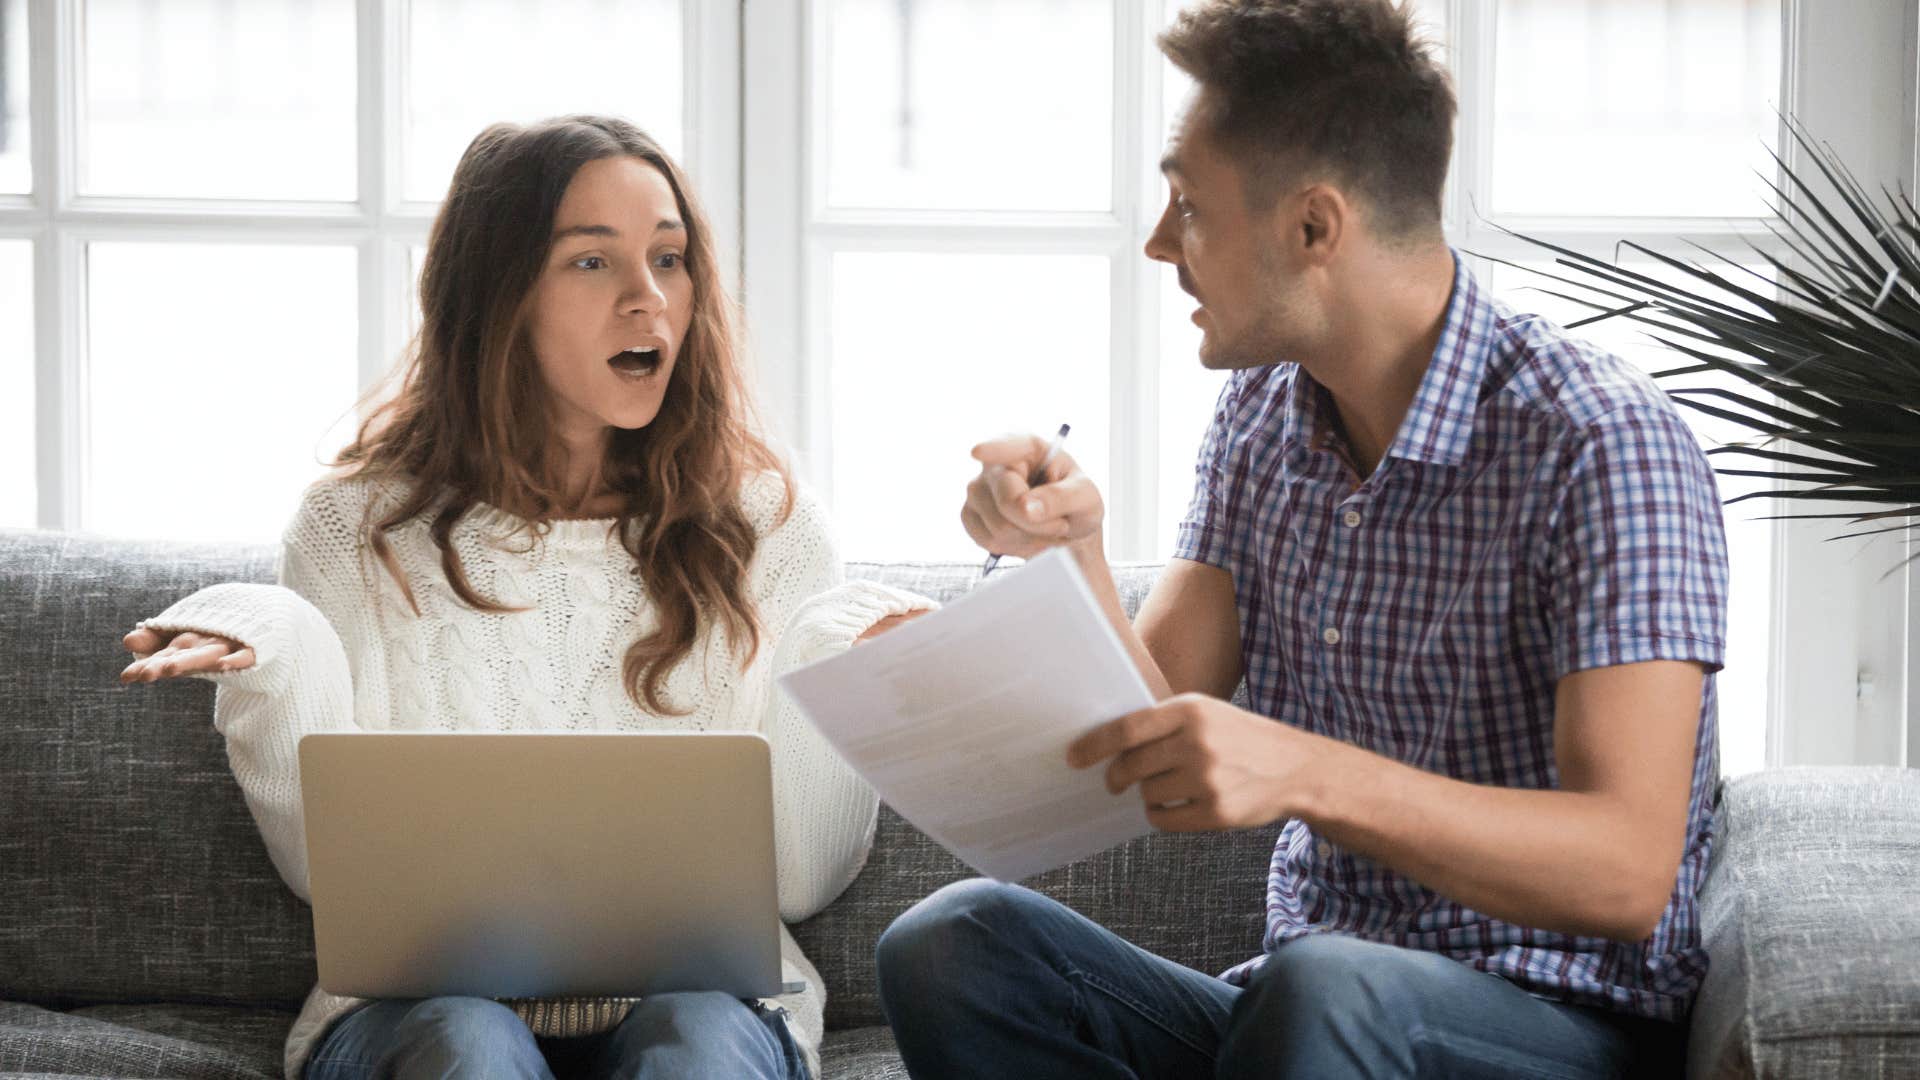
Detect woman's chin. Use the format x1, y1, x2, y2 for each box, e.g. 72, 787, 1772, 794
605, 408, 662, 431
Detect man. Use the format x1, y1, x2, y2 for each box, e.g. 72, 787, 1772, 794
874, 1, 1727, 1076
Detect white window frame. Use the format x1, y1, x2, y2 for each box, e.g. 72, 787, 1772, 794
2, 0, 741, 533
742, 0, 1918, 768
745, 0, 1175, 558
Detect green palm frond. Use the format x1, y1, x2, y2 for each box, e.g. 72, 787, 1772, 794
1482, 117, 1920, 564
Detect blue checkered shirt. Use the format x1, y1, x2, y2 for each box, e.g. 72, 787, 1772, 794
1177, 255, 1727, 1022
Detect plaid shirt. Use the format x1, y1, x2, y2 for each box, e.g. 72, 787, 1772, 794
1177, 255, 1727, 1022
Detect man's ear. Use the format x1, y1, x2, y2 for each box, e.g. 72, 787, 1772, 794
1297, 184, 1349, 265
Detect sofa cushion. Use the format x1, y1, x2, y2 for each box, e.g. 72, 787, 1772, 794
0, 529, 315, 1009
1687, 766, 1920, 1078
819, 1027, 908, 1079
0, 1000, 290, 1079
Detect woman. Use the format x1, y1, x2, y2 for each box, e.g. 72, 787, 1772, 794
119, 115, 929, 1080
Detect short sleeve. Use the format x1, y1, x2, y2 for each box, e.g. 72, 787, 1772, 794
1172, 374, 1242, 570
1544, 406, 1729, 680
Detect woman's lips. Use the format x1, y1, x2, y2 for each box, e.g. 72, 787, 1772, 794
607, 347, 662, 378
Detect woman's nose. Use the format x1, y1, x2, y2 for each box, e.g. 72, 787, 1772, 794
621, 267, 667, 314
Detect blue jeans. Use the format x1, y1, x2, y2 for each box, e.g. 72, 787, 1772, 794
876, 879, 1683, 1079
305, 992, 807, 1080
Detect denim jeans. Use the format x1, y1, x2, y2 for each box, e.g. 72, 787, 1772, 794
305, 991, 807, 1080
876, 879, 1683, 1080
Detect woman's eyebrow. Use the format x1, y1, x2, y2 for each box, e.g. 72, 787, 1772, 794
551, 220, 685, 243
552, 224, 618, 242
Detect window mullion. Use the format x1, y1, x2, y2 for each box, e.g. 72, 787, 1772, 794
742, 0, 807, 458
684, 0, 743, 292
33, 0, 78, 529
1109, 0, 1156, 563
1449, 0, 1497, 248
357, 0, 395, 394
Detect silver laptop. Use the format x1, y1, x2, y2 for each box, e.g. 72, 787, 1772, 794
298, 731, 792, 1001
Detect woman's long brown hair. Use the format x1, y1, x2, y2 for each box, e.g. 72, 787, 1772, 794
334, 115, 791, 715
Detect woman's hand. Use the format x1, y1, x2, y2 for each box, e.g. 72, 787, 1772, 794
855, 610, 929, 644
120, 628, 255, 684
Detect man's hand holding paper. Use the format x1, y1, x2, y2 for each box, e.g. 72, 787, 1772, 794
1068, 692, 1331, 832
777, 550, 1156, 882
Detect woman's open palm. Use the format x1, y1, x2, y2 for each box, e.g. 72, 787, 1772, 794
120, 627, 255, 683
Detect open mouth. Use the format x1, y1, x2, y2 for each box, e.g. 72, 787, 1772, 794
608, 346, 662, 378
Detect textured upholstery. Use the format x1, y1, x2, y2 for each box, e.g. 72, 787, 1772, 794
0, 531, 311, 1009
1685, 766, 1920, 1078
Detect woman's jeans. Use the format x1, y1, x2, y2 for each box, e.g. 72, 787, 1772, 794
876, 879, 1684, 1079
305, 991, 807, 1080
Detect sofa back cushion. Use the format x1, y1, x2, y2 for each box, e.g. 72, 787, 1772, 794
794, 561, 1275, 1031
0, 529, 317, 1009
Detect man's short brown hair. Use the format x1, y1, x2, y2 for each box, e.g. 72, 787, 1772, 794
1160, 0, 1455, 240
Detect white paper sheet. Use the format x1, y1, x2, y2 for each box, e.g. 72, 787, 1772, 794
778, 549, 1155, 882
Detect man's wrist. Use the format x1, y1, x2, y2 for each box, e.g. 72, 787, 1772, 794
1277, 724, 1348, 826
1067, 531, 1107, 571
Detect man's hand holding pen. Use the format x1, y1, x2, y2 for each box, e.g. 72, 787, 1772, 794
962, 431, 1106, 567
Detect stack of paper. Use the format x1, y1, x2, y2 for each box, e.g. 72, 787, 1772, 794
779, 550, 1156, 882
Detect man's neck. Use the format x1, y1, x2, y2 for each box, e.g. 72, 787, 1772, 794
1304, 245, 1456, 479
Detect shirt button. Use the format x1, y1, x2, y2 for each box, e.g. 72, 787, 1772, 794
1342, 509, 1362, 528
1316, 839, 1333, 860
1321, 627, 1341, 646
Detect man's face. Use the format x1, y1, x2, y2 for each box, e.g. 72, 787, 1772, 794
1145, 91, 1318, 370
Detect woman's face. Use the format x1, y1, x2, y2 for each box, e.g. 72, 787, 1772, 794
527, 155, 696, 447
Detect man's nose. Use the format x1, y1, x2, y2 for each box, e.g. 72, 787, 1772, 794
1144, 205, 1180, 265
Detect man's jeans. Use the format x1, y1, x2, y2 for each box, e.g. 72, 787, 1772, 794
305, 992, 807, 1080
876, 879, 1682, 1079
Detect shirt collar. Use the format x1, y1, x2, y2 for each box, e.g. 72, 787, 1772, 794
1383, 250, 1494, 467
1279, 250, 1494, 474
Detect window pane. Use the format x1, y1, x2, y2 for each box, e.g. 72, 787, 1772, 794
81, 0, 356, 200
825, 0, 1111, 212
0, 239, 30, 526
407, 244, 426, 340
829, 252, 1110, 562
1156, 264, 1226, 560
86, 243, 359, 542
404, 0, 683, 204
1406, 0, 1448, 52
1493, 0, 1780, 217
0, 0, 28, 194
1487, 259, 1775, 776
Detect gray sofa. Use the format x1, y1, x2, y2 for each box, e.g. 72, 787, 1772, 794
1, 527, 1915, 1079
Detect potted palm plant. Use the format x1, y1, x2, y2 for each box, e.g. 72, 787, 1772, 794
1495, 120, 1919, 566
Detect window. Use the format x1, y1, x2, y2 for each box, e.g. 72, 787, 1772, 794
746, 0, 1877, 776
7, 1, 1912, 768
1, 0, 733, 542
0, 0, 29, 194
0, 238, 29, 527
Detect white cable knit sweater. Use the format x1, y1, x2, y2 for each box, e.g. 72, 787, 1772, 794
137, 471, 930, 1080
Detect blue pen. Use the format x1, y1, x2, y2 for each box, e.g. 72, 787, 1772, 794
981, 423, 1071, 579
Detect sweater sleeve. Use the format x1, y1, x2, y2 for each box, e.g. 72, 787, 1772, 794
751, 483, 936, 921
136, 481, 371, 901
